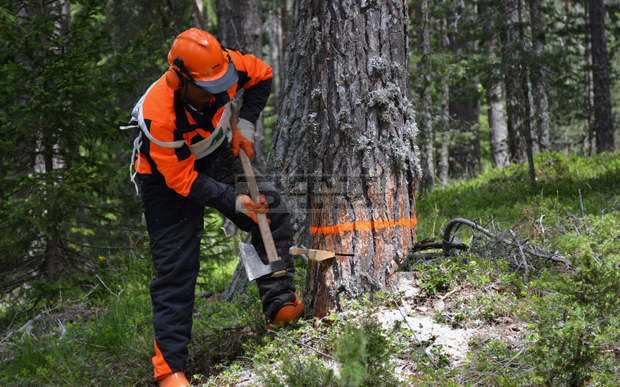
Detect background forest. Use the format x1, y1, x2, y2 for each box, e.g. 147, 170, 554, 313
0, 0, 618, 385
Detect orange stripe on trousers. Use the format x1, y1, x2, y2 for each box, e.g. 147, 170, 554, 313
309, 217, 417, 235
152, 339, 173, 380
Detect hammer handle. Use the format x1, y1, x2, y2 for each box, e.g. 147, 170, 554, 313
239, 149, 281, 266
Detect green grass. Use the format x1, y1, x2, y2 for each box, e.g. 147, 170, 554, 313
415, 151, 620, 385
417, 151, 619, 240
0, 151, 618, 385
0, 256, 155, 385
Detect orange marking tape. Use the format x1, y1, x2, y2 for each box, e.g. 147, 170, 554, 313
310, 217, 417, 235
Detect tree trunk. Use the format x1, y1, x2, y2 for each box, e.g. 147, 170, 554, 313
217, 0, 268, 167
500, 0, 525, 162
480, 1, 509, 168
217, 0, 265, 299
527, 0, 551, 151
43, 0, 71, 283
192, 0, 207, 31
222, 250, 249, 302
271, 0, 418, 318
416, 0, 434, 192
438, 83, 451, 185
265, 4, 285, 110
588, 0, 615, 152
584, 0, 596, 155
488, 82, 509, 167
448, 0, 480, 177
517, 0, 537, 190
438, 6, 450, 185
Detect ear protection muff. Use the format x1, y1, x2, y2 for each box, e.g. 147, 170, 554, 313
164, 67, 182, 90
164, 57, 194, 91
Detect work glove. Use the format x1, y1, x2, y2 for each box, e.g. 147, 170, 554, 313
235, 193, 269, 224
231, 118, 255, 159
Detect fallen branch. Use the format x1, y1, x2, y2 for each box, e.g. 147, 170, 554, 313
440, 218, 571, 267
412, 240, 468, 252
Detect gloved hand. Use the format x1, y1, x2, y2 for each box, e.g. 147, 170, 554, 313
235, 193, 269, 224
231, 118, 255, 159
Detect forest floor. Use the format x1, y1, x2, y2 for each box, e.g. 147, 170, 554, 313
0, 151, 618, 386
192, 151, 620, 386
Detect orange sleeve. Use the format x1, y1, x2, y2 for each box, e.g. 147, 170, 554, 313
226, 49, 273, 124
146, 118, 237, 214
227, 49, 273, 89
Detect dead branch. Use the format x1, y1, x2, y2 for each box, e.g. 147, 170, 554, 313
409, 218, 572, 268
442, 218, 570, 267
412, 240, 468, 252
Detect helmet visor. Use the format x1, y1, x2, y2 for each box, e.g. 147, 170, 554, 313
194, 57, 238, 94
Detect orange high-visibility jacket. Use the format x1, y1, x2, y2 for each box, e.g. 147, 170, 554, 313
130, 49, 272, 211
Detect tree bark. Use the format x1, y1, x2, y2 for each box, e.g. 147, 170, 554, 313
265, 3, 285, 110
584, 0, 596, 155
271, 0, 418, 318
500, 0, 525, 162
480, 1, 509, 168
588, 0, 615, 152
217, 0, 265, 299
217, 0, 268, 167
487, 82, 509, 168
416, 0, 434, 192
517, 0, 537, 190
438, 5, 450, 185
192, 0, 207, 31
527, 0, 551, 151
448, 0, 480, 177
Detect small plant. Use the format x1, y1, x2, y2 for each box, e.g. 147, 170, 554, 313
416, 263, 453, 295
263, 354, 337, 387
335, 315, 399, 386
528, 214, 619, 385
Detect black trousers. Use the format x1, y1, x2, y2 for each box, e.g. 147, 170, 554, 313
140, 142, 296, 374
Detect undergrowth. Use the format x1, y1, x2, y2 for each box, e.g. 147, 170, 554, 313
0, 151, 618, 385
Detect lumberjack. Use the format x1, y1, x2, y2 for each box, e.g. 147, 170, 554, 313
126, 28, 303, 386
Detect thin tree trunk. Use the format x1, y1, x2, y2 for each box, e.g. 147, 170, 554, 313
271, 0, 418, 318
480, 1, 509, 168
217, 0, 267, 167
584, 0, 596, 155
192, 0, 206, 31
438, 83, 451, 185
448, 0, 480, 177
588, 0, 615, 152
416, 0, 434, 192
527, 0, 551, 151
517, 0, 536, 190
43, 129, 59, 282
265, 5, 284, 109
500, 0, 525, 162
438, 6, 450, 185
222, 251, 249, 302
218, 0, 266, 299
44, 0, 71, 282
488, 83, 509, 167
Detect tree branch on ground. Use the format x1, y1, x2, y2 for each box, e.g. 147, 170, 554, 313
410, 217, 571, 269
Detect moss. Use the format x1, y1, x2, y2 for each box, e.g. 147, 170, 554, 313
365, 82, 420, 171
368, 55, 389, 78
355, 134, 373, 153
367, 82, 401, 123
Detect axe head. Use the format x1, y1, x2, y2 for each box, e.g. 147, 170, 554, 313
239, 242, 288, 281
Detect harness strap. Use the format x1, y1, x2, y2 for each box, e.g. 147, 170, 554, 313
121, 79, 232, 194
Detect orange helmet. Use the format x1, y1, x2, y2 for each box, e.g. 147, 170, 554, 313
164, 28, 238, 93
